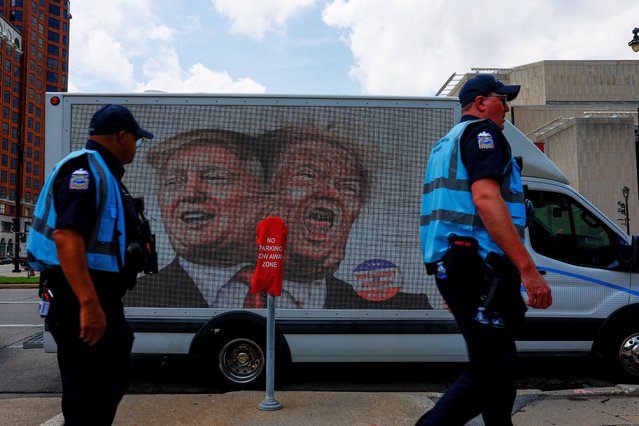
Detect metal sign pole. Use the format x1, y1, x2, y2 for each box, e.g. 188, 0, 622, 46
259, 293, 282, 411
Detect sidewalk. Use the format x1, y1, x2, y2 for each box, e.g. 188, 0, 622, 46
1, 386, 638, 426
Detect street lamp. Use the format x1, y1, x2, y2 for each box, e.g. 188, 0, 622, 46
629, 27, 639, 52
618, 186, 631, 235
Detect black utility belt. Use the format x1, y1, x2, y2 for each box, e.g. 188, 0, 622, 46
426, 234, 514, 276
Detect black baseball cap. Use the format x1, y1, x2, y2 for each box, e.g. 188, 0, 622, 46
459, 74, 520, 107
89, 104, 154, 139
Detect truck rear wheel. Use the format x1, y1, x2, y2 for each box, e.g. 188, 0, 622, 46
215, 333, 266, 389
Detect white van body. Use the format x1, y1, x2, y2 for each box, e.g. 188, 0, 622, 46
40, 93, 639, 387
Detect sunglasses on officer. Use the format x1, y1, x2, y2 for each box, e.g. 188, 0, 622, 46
481, 94, 509, 106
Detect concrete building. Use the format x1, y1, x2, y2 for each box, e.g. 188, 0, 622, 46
440, 60, 639, 234
0, 0, 70, 258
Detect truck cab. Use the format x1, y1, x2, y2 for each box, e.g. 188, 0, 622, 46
507, 122, 639, 380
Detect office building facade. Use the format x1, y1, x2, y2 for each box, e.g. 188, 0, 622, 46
0, 0, 70, 257
441, 60, 639, 234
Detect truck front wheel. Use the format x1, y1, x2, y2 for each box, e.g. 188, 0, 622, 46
601, 328, 639, 382
216, 333, 265, 389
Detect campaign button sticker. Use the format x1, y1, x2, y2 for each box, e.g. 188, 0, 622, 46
353, 259, 401, 302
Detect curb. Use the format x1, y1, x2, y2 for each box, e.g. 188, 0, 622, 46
0, 284, 39, 289
517, 384, 639, 398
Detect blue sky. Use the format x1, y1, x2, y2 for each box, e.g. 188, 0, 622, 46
68, 0, 639, 96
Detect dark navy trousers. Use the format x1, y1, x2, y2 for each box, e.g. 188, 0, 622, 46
416, 267, 519, 426
46, 281, 134, 426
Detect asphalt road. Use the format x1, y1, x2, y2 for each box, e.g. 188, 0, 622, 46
0, 288, 619, 398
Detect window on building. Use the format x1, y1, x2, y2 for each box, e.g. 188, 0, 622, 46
35, 108, 41, 118
33, 180, 39, 190
34, 165, 39, 175
0, 188, 6, 199
1, 124, 8, 135
25, 162, 31, 173
34, 136, 40, 147
1, 155, 6, 166
9, 11, 23, 22
34, 150, 39, 160
46, 71, 58, 83
47, 44, 58, 55
2, 107, 8, 119
46, 85, 57, 92
47, 58, 58, 70
47, 31, 59, 42
9, 189, 15, 201
26, 147, 31, 158
10, 158, 17, 170
2, 139, 7, 150
48, 17, 59, 29
9, 173, 15, 184
1, 171, 7, 182
49, 4, 60, 15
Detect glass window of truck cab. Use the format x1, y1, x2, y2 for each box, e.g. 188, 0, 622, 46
526, 190, 623, 269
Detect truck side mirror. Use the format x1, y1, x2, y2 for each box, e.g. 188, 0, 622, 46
632, 235, 639, 271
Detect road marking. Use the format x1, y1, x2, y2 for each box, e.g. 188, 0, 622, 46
0, 324, 42, 327
41, 413, 64, 426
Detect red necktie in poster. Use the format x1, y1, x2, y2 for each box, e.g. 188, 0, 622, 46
251, 217, 288, 297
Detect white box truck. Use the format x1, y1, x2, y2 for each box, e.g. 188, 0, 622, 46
40, 93, 639, 388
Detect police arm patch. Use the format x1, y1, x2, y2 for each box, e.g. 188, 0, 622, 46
69, 168, 90, 191
477, 131, 495, 150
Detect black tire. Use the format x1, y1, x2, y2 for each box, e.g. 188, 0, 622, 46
214, 332, 266, 389
601, 327, 639, 382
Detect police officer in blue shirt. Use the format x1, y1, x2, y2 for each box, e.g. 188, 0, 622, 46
418, 75, 552, 425
28, 104, 154, 425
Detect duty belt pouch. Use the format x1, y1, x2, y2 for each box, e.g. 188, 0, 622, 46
445, 234, 482, 274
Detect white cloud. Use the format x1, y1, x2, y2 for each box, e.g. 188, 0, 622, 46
69, 0, 173, 91
213, 0, 317, 39
322, 0, 639, 95
69, 0, 267, 93
136, 49, 266, 93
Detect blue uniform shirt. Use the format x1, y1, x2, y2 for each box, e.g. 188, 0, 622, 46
459, 115, 511, 185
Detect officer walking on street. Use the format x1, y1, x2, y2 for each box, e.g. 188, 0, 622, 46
27, 105, 155, 425
418, 75, 552, 425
